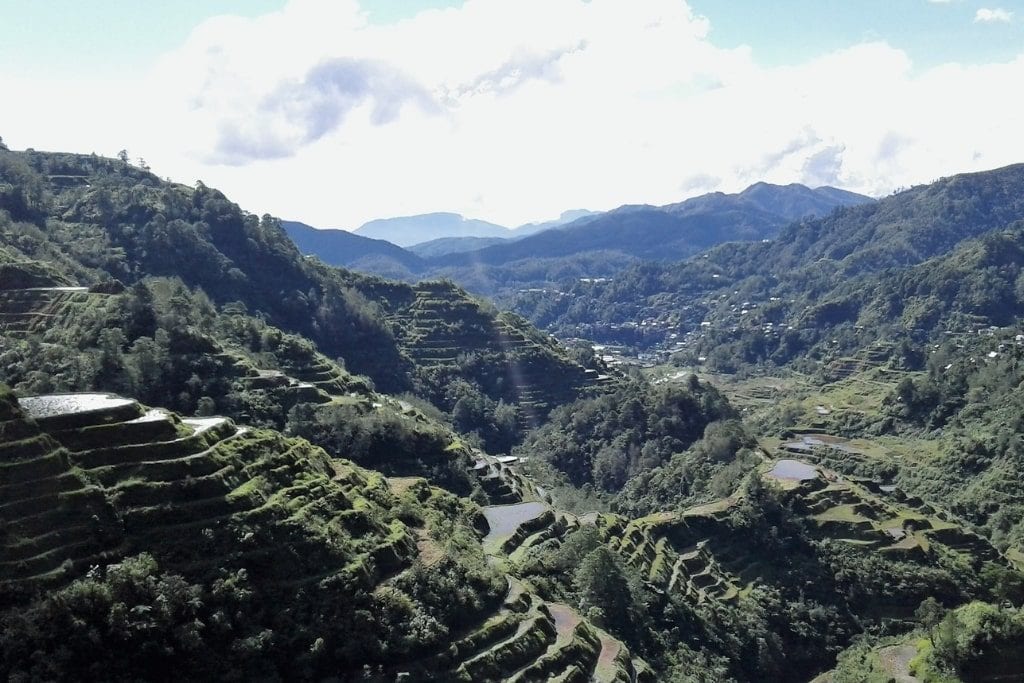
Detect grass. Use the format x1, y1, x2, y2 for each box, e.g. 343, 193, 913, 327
813, 504, 871, 523
683, 498, 736, 517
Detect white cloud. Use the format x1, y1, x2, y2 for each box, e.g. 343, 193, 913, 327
975, 7, 1013, 22
2, 0, 1024, 229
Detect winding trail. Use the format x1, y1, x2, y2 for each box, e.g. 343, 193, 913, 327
878, 644, 921, 683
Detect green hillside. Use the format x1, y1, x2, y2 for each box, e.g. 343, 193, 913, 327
0, 148, 600, 441
496, 446, 1017, 682
517, 163, 1024, 350
0, 385, 655, 681
3, 146, 1024, 682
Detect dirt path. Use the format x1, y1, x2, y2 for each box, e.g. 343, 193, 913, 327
878, 644, 921, 683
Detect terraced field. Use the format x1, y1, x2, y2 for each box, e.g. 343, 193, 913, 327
448, 503, 652, 683
762, 457, 1003, 564
389, 452, 652, 682
596, 508, 743, 604
0, 390, 125, 592
0, 286, 106, 337
823, 342, 900, 382
473, 450, 550, 504
671, 360, 912, 438
2, 386, 650, 680
394, 574, 650, 682
385, 281, 602, 425
2, 388, 420, 595
0, 275, 375, 418
494, 443, 1013, 626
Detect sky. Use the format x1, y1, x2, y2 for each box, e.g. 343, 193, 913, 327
2, 0, 1023, 229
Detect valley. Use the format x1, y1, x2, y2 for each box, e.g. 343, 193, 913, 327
4, 0, 1024, 679
2, 146, 1023, 682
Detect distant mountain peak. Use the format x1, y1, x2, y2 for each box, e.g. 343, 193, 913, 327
354, 212, 509, 246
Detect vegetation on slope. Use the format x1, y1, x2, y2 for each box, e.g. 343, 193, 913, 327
0, 147, 596, 422
4, 145, 1024, 682
517, 377, 735, 492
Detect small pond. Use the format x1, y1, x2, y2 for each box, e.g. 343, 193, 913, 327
769, 459, 818, 481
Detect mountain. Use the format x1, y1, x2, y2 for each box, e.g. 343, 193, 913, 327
281, 186, 870, 296
404, 210, 602, 256
512, 208, 599, 236
667, 181, 869, 221
282, 219, 425, 279
428, 182, 873, 272
517, 164, 1024, 348
354, 211, 510, 246
0, 148, 602, 441
406, 235, 508, 258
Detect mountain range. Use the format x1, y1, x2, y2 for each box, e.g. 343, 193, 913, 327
285, 182, 873, 291
350, 208, 600, 247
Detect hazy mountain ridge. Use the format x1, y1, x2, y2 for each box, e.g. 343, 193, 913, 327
282, 219, 427, 280
407, 235, 507, 258
511, 208, 599, 236
354, 211, 510, 246
283, 219, 426, 268
427, 182, 872, 270
283, 183, 873, 296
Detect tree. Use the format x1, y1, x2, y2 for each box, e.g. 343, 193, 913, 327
124, 282, 158, 340
980, 562, 1024, 605
575, 547, 632, 631
96, 327, 128, 391
117, 149, 129, 163
915, 597, 945, 645
196, 396, 217, 416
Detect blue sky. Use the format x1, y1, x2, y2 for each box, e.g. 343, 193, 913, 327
0, 1, 276, 78
2, 0, 1023, 228
690, 0, 1023, 69
5, 0, 1019, 76
0, 1, 462, 77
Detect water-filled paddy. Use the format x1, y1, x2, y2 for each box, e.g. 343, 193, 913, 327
769, 459, 818, 481
19, 393, 134, 419
482, 501, 547, 544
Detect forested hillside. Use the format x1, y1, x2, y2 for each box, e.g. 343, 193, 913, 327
0, 149, 600, 437
1, 147, 1022, 682
519, 164, 1024, 347
0, 147, 656, 680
